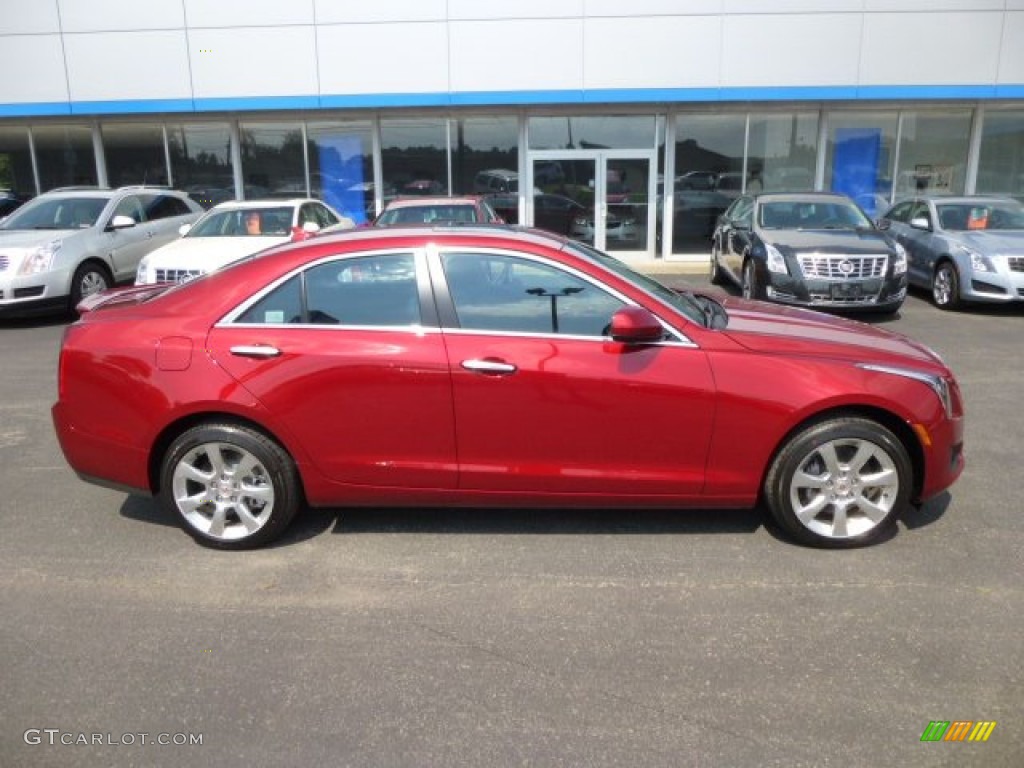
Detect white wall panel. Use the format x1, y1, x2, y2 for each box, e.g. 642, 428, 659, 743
723, 0, 862, 12
584, 16, 721, 89
0, 0, 59, 34
449, 0, 583, 20
184, 0, 313, 28
587, 0, 722, 16
449, 20, 582, 92
314, 0, 445, 25
0, 35, 68, 102
189, 27, 318, 98
318, 23, 448, 95
64, 32, 190, 101
59, 0, 183, 32
864, 1, 1003, 10
721, 14, 861, 86
860, 12, 1001, 85
997, 13, 1024, 83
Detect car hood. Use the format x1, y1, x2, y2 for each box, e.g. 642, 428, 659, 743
718, 296, 942, 367
0, 228, 80, 247
761, 228, 893, 254
144, 236, 287, 268
950, 229, 1024, 254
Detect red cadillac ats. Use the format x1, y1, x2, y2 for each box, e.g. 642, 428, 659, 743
52, 226, 964, 549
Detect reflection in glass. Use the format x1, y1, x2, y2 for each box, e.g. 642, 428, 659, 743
528, 116, 657, 150
307, 121, 374, 223
239, 122, 305, 200
825, 112, 897, 218
894, 110, 971, 200
452, 117, 518, 198
381, 119, 447, 202
748, 112, 818, 193
32, 125, 97, 191
168, 123, 233, 209
0, 126, 35, 201
101, 123, 168, 188
532, 158, 595, 238
976, 110, 1024, 202
672, 114, 745, 253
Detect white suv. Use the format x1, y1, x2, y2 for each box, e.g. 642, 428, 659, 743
0, 186, 202, 317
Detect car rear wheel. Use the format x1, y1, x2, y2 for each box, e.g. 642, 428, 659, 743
764, 418, 911, 548
932, 261, 962, 310
69, 262, 111, 312
741, 258, 763, 300
160, 423, 301, 549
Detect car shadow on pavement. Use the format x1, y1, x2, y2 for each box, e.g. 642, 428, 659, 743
317, 506, 765, 538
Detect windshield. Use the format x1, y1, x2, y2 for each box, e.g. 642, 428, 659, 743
759, 199, 873, 230
564, 240, 707, 326
935, 201, 1024, 231
0, 196, 108, 231
377, 205, 479, 225
189, 206, 294, 237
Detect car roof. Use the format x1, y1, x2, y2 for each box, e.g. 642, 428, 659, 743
754, 192, 852, 203
383, 196, 484, 208
209, 199, 319, 211
309, 223, 566, 249
912, 195, 1020, 205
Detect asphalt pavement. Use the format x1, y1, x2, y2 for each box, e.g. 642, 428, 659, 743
1, 274, 1021, 767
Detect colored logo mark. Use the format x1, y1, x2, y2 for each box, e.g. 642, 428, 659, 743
920, 721, 996, 742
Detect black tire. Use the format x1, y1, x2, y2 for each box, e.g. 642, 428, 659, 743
69, 261, 112, 313
932, 261, 962, 310
709, 242, 724, 285
741, 258, 763, 300
764, 418, 912, 549
159, 423, 301, 549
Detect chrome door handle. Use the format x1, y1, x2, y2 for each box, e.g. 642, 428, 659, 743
230, 345, 281, 358
461, 359, 517, 375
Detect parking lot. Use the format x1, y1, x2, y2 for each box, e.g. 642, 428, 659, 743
1, 277, 1021, 767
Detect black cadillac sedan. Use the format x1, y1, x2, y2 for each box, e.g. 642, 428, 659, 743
710, 192, 908, 313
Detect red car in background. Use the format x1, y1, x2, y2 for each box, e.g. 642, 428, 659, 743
52, 226, 963, 550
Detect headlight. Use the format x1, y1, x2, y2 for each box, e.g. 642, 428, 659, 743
765, 243, 788, 275
18, 240, 62, 275
136, 257, 150, 285
893, 242, 908, 275
958, 246, 994, 273
857, 363, 953, 419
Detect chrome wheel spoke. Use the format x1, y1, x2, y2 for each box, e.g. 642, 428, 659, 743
235, 504, 264, 533
795, 493, 829, 524
241, 483, 273, 505
794, 469, 829, 490
207, 504, 228, 538
855, 494, 890, 524
831, 502, 850, 538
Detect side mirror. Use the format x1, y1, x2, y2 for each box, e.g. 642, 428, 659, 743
290, 222, 320, 242
608, 306, 665, 344
875, 218, 890, 231
108, 215, 136, 231
910, 216, 931, 231
178, 223, 193, 237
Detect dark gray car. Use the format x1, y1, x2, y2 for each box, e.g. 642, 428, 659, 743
711, 192, 908, 313
878, 195, 1024, 309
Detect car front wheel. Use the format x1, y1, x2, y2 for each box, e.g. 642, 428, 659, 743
709, 242, 724, 285
160, 423, 301, 549
741, 258, 763, 300
764, 418, 912, 548
932, 261, 962, 310
69, 262, 111, 312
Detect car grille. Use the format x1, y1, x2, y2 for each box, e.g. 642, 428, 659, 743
0, 254, 9, 272
1008, 256, 1024, 272
798, 254, 887, 279
155, 268, 204, 284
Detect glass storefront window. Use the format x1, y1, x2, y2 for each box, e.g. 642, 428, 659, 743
893, 110, 972, 200
825, 112, 897, 217
239, 122, 306, 200
748, 112, 819, 193
671, 114, 745, 253
451, 116, 518, 198
528, 116, 657, 151
381, 119, 448, 202
976, 110, 1024, 201
101, 123, 168, 188
0, 126, 35, 202
307, 121, 374, 223
168, 123, 233, 209
32, 125, 97, 191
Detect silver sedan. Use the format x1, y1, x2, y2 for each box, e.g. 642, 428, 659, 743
879, 195, 1024, 309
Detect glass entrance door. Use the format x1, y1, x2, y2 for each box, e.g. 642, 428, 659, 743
528, 152, 655, 259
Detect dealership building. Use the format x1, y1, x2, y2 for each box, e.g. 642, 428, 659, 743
2, 0, 1024, 262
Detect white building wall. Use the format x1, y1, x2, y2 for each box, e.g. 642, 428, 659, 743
0, 0, 1021, 115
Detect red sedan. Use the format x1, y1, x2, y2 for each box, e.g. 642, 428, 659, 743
52, 227, 964, 550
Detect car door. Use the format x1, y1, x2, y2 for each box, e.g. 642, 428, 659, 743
890, 200, 938, 284
143, 193, 199, 250
206, 250, 458, 489
103, 194, 155, 279
433, 248, 716, 496
720, 196, 754, 277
